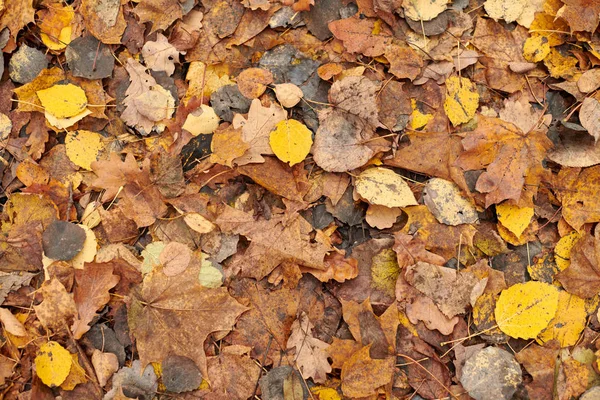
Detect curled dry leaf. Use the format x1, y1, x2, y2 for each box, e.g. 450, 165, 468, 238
274, 83, 303, 108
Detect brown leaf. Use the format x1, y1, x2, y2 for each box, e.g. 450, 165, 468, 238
237, 156, 308, 202
456, 116, 552, 208
80, 0, 127, 44
554, 166, 600, 231
286, 312, 331, 383
72, 262, 120, 339
385, 44, 424, 81
204, 353, 261, 400
127, 263, 247, 379
556, 231, 600, 298
328, 16, 392, 57
141, 33, 180, 76
216, 205, 330, 279
340, 345, 395, 398
34, 278, 77, 331
579, 97, 600, 142
133, 0, 183, 32
236, 68, 274, 99
209, 124, 249, 167
557, 0, 600, 32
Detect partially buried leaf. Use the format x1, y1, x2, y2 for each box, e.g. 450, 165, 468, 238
236, 68, 273, 99
33, 278, 77, 331
402, 0, 447, 21
365, 204, 401, 229
423, 178, 478, 226
554, 231, 580, 272
556, 230, 600, 298
577, 69, 600, 93
91, 350, 118, 387
269, 119, 313, 166
0, 308, 26, 336
406, 295, 459, 335
35, 341, 72, 388
286, 312, 331, 383
104, 360, 157, 400
8, 44, 48, 84
537, 291, 586, 347
161, 354, 202, 393
37, 83, 88, 119
460, 347, 522, 400
65, 130, 104, 171
127, 264, 247, 379
580, 97, 600, 142
141, 33, 180, 76
444, 76, 479, 126
42, 221, 86, 261
71, 262, 120, 339
159, 242, 191, 276
355, 167, 417, 208
341, 345, 394, 398
494, 281, 559, 339
496, 202, 534, 238
484, 0, 526, 23
274, 83, 303, 108
66, 36, 114, 79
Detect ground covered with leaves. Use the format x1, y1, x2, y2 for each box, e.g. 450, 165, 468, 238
1, 0, 600, 399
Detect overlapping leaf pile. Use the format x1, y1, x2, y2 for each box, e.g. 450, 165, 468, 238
2, 0, 600, 399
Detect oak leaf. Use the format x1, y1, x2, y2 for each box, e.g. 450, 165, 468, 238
141, 33, 180, 76
127, 264, 247, 379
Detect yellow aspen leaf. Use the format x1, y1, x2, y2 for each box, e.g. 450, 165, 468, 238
65, 130, 104, 170
35, 341, 72, 387
182, 105, 220, 136
554, 231, 581, 271
37, 83, 87, 119
355, 167, 417, 208
269, 119, 313, 166
311, 386, 342, 400
523, 35, 550, 63
544, 49, 578, 79
496, 202, 534, 238
494, 281, 559, 339
537, 291, 586, 347
41, 25, 72, 51
60, 353, 87, 390
443, 76, 479, 126
409, 98, 433, 129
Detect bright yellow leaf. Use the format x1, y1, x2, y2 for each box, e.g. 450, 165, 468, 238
544, 49, 578, 79
355, 167, 417, 208
523, 35, 550, 63
269, 119, 313, 166
37, 83, 87, 119
496, 202, 534, 238
554, 231, 581, 272
410, 98, 433, 129
65, 130, 104, 170
444, 76, 479, 126
60, 353, 87, 390
537, 291, 586, 347
495, 281, 559, 339
35, 341, 72, 387
41, 26, 72, 51
311, 386, 342, 400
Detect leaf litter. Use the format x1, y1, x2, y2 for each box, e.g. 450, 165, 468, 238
1, 0, 600, 399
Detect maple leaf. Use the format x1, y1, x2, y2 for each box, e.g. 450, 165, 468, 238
91, 152, 168, 228
127, 263, 247, 379
216, 205, 330, 280
456, 116, 553, 208
71, 262, 121, 339
286, 312, 331, 383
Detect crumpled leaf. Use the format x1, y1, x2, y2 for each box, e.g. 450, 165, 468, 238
494, 281, 559, 339
127, 264, 247, 379
141, 33, 180, 76
286, 312, 331, 383
444, 76, 479, 126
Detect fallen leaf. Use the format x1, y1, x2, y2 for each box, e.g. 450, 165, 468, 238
444, 76, 479, 126
286, 312, 331, 383
65, 130, 104, 171
133, 0, 183, 33
579, 97, 600, 142
269, 119, 313, 166
37, 83, 88, 119
537, 291, 586, 347
0, 308, 26, 336
71, 262, 120, 339
577, 69, 600, 93
494, 281, 559, 339
141, 33, 180, 76
42, 221, 86, 261
127, 264, 247, 379
340, 345, 394, 398
274, 83, 303, 108
159, 242, 191, 276
35, 341, 72, 388
236, 68, 274, 99
402, 0, 447, 21
355, 167, 417, 208
422, 178, 478, 226
496, 202, 534, 238
484, 0, 526, 23
162, 354, 203, 393
556, 230, 600, 298
33, 278, 77, 331
182, 105, 220, 135
91, 350, 119, 387
460, 347, 522, 400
